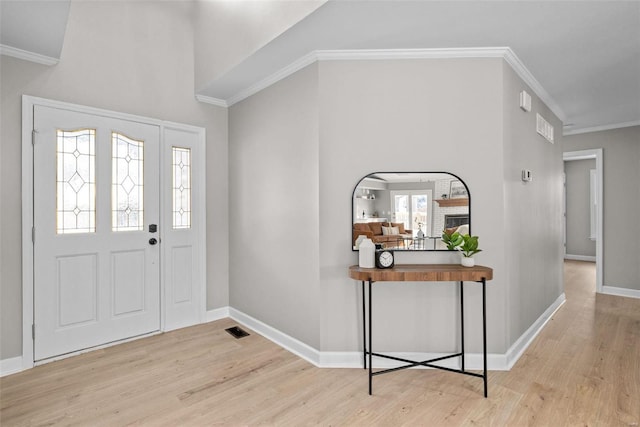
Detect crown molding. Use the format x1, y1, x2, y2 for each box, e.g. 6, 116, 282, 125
226, 48, 517, 107
226, 50, 318, 106
563, 120, 640, 136
501, 48, 566, 123
214, 47, 565, 123
316, 46, 511, 61
195, 94, 228, 108
0, 44, 58, 66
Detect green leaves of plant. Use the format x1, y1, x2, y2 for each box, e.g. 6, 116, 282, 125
442, 231, 463, 250
460, 234, 482, 257
441, 231, 482, 257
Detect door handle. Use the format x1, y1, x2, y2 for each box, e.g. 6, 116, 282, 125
149, 238, 158, 245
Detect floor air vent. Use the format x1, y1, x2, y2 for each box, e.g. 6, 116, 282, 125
225, 326, 250, 339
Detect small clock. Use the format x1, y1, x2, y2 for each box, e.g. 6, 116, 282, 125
375, 250, 394, 269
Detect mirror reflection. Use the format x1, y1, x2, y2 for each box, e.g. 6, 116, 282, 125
352, 172, 470, 251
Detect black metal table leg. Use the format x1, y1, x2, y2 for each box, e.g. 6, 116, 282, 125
362, 280, 366, 369
482, 278, 487, 398
354, 270, 490, 398
460, 280, 465, 372
368, 279, 373, 395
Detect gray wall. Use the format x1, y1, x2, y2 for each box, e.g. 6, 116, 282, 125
317, 58, 508, 353
228, 57, 564, 356
501, 62, 564, 346
0, 1, 229, 360
564, 159, 597, 257
0, 1, 571, 362
229, 63, 321, 348
563, 126, 640, 290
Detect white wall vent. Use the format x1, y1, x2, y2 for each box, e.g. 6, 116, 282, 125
536, 113, 554, 143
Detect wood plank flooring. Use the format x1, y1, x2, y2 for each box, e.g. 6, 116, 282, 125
2, 261, 639, 426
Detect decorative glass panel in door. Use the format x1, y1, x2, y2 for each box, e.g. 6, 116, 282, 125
172, 147, 191, 229
33, 105, 160, 361
56, 129, 96, 234
112, 132, 144, 231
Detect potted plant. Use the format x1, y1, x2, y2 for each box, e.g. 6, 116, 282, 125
441, 230, 482, 267
459, 234, 482, 267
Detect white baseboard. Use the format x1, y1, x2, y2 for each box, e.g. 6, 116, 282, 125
602, 286, 640, 299
220, 299, 567, 372
0, 356, 25, 377
205, 306, 230, 322
2, 296, 567, 378
225, 309, 501, 370
503, 293, 566, 370
318, 351, 363, 368
228, 308, 320, 366
564, 254, 596, 262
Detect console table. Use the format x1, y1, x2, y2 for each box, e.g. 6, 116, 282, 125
348, 264, 494, 397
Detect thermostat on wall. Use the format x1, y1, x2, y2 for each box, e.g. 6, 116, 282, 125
522, 169, 533, 182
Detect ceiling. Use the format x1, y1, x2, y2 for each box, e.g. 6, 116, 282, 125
2, 1, 639, 135
199, 1, 640, 134
0, 0, 70, 63
368, 173, 455, 184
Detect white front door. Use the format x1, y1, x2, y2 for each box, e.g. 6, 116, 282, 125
33, 105, 161, 361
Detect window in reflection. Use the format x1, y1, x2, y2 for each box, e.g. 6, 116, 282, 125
352, 172, 469, 251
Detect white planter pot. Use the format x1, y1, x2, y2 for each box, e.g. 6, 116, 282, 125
461, 256, 475, 267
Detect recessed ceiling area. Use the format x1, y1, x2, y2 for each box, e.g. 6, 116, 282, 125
197, 1, 640, 134
0, 0, 70, 64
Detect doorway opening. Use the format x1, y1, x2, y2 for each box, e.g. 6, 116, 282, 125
563, 259, 597, 306
563, 149, 603, 293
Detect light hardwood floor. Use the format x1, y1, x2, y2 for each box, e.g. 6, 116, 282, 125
2, 261, 639, 426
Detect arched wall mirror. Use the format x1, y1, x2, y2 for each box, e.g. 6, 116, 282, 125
352, 172, 471, 251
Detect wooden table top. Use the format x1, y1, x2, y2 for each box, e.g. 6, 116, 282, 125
348, 264, 493, 282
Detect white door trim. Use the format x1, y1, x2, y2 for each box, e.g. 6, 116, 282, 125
21, 95, 206, 369
563, 149, 603, 293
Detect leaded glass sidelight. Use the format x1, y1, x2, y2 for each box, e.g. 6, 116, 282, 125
112, 132, 144, 231
56, 129, 96, 234
172, 147, 191, 229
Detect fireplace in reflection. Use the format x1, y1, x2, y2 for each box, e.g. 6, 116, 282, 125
445, 214, 469, 229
